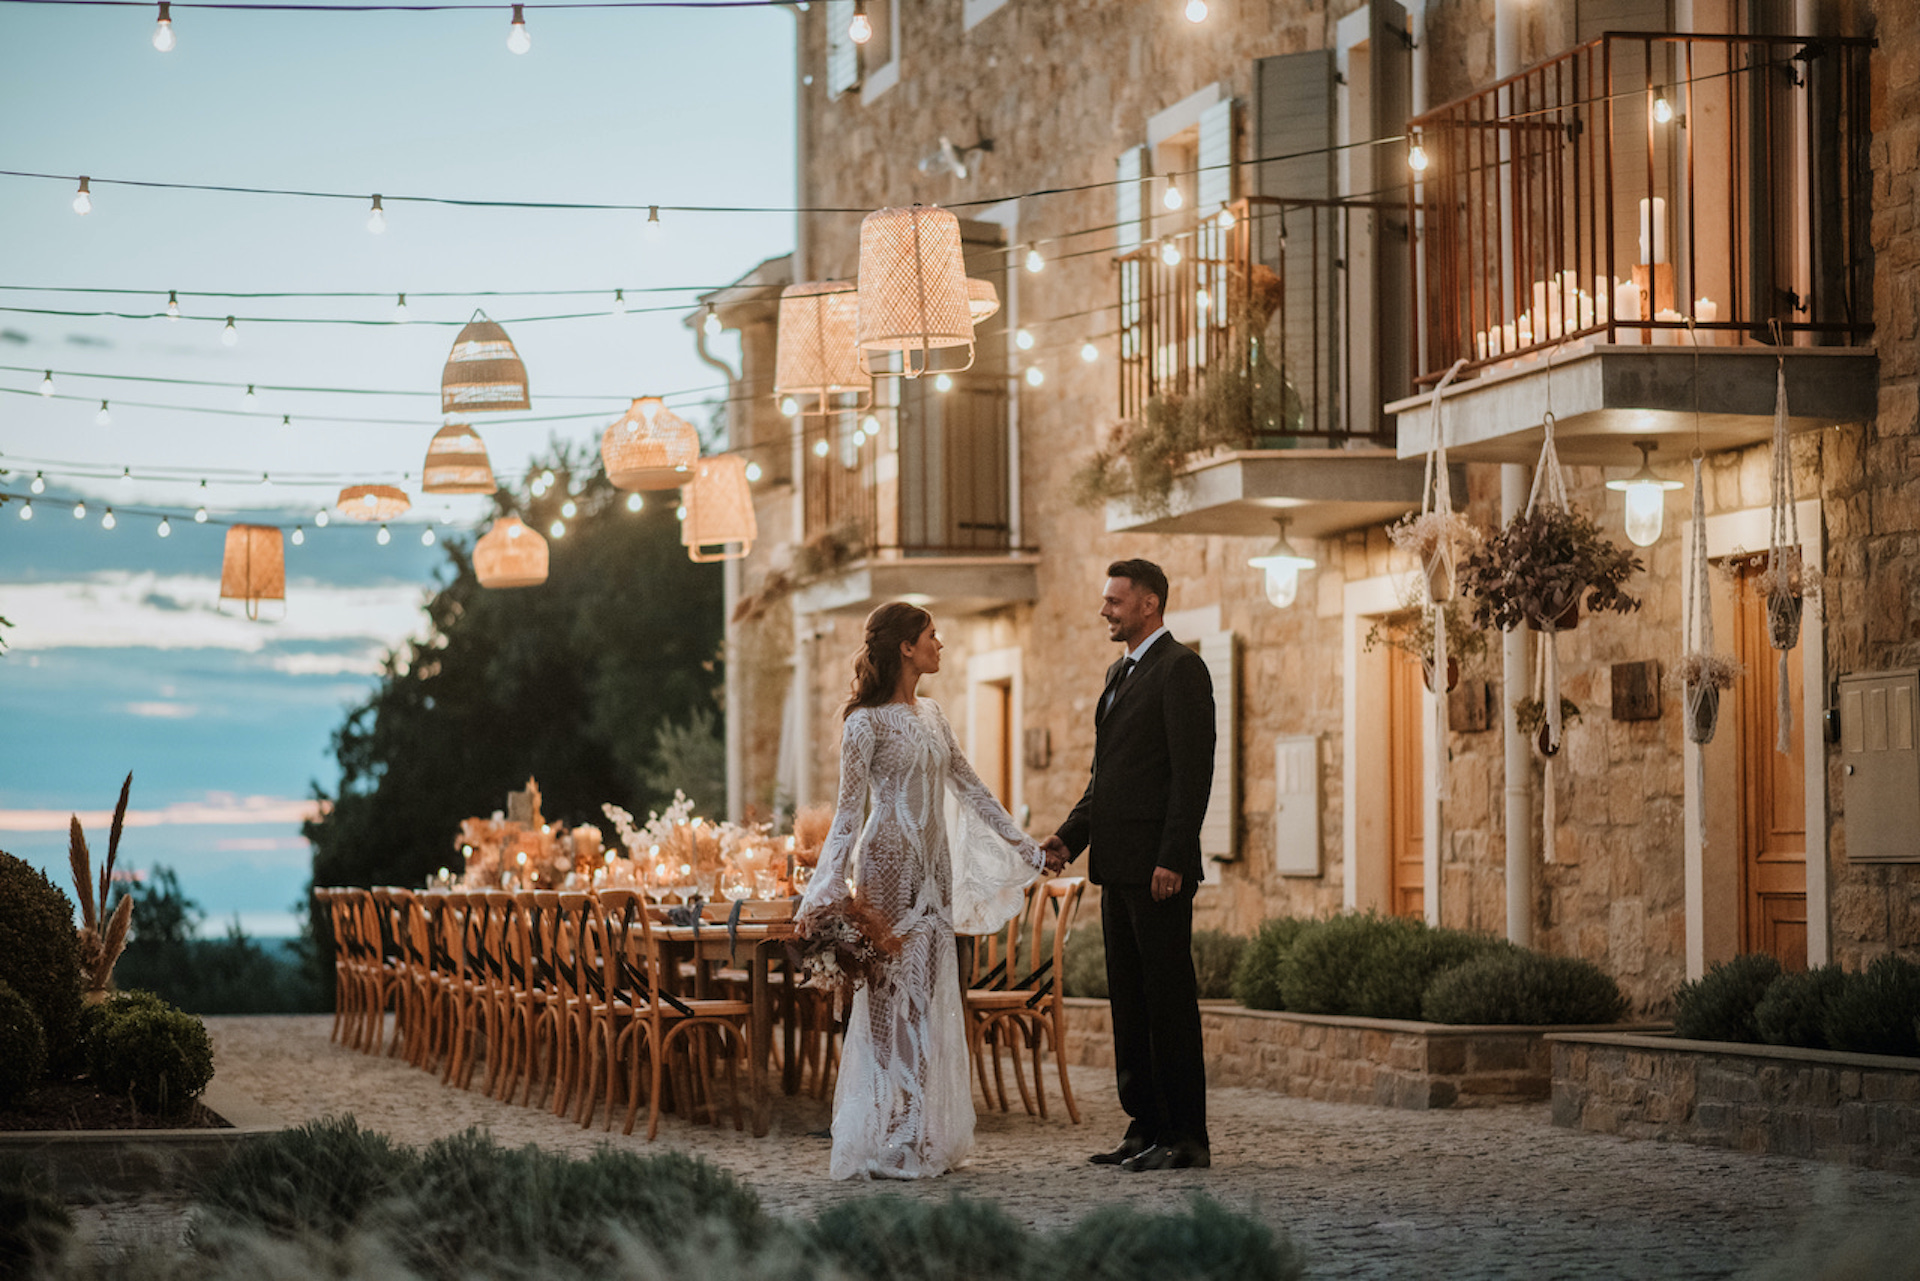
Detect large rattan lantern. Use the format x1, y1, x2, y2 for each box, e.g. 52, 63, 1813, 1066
601, 397, 698, 491
441, 310, 530, 413
474, 515, 549, 588
337, 484, 411, 521
965, 277, 1000, 323
220, 524, 285, 621
856, 205, 974, 377
774, 281, 869, 413
680, 454, 757, 563
421, 422, 497, 495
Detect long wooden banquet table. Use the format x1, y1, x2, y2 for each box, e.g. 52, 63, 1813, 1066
650, 917, 800, 1137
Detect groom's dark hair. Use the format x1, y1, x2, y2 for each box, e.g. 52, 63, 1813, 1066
1107, 558, 1168, 613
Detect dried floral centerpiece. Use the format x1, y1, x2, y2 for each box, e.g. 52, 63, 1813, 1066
1460, 505, 1643, 634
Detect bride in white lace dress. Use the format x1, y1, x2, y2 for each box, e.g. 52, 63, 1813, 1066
796, 602, 1052, 1180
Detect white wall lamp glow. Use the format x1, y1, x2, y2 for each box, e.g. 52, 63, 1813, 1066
1185, 0, 1209, 22
1249, 516, 1316, 609
1605, 439, 1684, 546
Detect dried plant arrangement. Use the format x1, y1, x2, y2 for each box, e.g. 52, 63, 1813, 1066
70, 772, 135, 1003
791, 802, 835, 869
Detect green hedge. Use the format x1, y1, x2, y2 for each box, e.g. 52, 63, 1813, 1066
1421, 951, 1627, 1026
1278, 914, 1515, 1020
0, 852, 83, 1080
1754, 964, 1847, 1051
1059, 922, 1251, 1001
1669, 953, 1920, 1058
0, 981, 48, 1108
86, 990, 215, 1114
1673, 953, 1782, 1043
1824, 955, 1920, 1058
1231, 917, 1312, 1011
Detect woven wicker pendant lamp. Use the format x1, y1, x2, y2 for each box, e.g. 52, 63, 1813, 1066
421, 422, 498, 495
680, 454, 757, 563
337, 484, 411, 521
965, 277, 1000, 323
441, 310, 531, 413
474, 515, 549, 588
601, 397, 699, 490
856, 205, 974, 377
219, 524, 285, 621
774, 282, 870, 414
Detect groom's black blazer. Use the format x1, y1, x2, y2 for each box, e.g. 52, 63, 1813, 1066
1055, 631, 1216, 886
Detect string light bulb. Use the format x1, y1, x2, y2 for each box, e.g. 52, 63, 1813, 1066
72, 177, 92, 216
242, 384, 258, 409
39, 371, 54, 397
934, 373, 954, 393
745, 462, 763, 482
779, 396, 799, 417
393, 293, 409, 322
151, 2, 175, 51
291, 525, 305, 546
507, 5, 531, 54
1162, 176, 1183, 211
1025, 365, 1044, 386
421, 527, 436, 546
17, 501, 30, 521
30, 472, 45, 494
548, 519, 565, 538
157, 516, 171, 537
703, 305, 722, 337
645, 206, 663, 242
1197, 288, 1212, 311
120, 466, 132, 484
195, 504, 208, 523
101, 507, 116, 530
281, 414, 291, 428
1015, 328, 1035, 350
1160, 239, 1183, 266
1081, 341, 1099, 363
849, 0, 872, 43
561, 499, 577, 518
166, 290, 180, 320
625, 492, 643, 511
315, 509, 329, 527
377, 524, 392, 545
612, 289, 627, 315
95, 399, 112, 426
1024, 245, 1045, 273
72, 501, 86, 519
1408, 138, 1430, 173
367, 194, 386, 234
1185, 0, 1208, 21
1652, 92, 1675, 125
812, 438, 830, 457
1217, 204, 1236, 229
222, 316, 238, 346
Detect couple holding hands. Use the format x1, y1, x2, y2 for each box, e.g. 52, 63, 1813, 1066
795, 559, 1216, 1181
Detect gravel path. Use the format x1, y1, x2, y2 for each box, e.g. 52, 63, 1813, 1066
67, 1015, 1920, 1278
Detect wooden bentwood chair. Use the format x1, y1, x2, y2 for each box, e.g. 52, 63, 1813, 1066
965, 877, 1086, 1123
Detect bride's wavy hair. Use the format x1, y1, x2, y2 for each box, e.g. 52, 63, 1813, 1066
843, 601, 933, 717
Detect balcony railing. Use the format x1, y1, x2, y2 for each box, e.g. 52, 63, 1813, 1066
1407, 31, 1874, 386
1116, 196, 1406, 444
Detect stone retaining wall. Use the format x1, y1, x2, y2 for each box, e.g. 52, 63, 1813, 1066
1549, 1033, 1920, 1173
1059, 998, 1661, 1110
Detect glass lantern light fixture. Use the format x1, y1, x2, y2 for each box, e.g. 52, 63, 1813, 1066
1605, 439, 1684, 547
1248, 516, 1316, 609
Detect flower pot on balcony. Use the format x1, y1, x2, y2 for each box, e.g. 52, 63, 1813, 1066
1422, 656, 1461, 694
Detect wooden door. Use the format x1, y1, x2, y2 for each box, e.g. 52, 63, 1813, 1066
1732, 559, 1807, 970
1386, 641, 1425, 918
972, 679, 1014, 808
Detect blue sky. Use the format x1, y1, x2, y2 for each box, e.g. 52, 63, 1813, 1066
0, 1, 796, 935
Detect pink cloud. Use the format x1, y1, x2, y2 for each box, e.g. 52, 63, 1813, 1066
0, 793, 327, 833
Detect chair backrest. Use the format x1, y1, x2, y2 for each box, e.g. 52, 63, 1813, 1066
968, 879, 1048, 992
551, 891, 590, 1005
480, 890, 519, 990
521, 890, 559, 992
1028, 877, 1086, 1005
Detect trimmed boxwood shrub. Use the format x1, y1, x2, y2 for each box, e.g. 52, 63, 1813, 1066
1052, 1194, 1307, 1281
1754, 964, 1848, 1051
0, 851, 84, 1078
197, 1115, 413, 1241
1421, 951, 1627, 1025
1231, 917, 1312, 1011
0, 981, 48, 1107
1823, 955, 1920, 1058
808, 1195, 1036, 1281
1189, 930, 1248, 1001
1672, 953, 1782, 1044
86, 991, 215, 1113
1279, 914, 1514, 1020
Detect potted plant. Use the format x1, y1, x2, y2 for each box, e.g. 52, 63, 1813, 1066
1364, 598, 1490, 693
1459, 505, 1643, 633
1756, 547, 1822, 651
1388, 509, 1480, 603
1513, 696, 1582, 757
1671, 652, 1742, 744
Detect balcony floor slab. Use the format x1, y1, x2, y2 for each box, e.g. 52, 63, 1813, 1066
791, 554, 1040, 617
1388, 344, 1878, 465
1104, 447, 1457, 540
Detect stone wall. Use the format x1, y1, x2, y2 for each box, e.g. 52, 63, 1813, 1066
1551, 1032, 1920, 1174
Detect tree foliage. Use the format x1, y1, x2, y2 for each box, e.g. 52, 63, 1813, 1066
303, 444, 726, 904
111, 867, 321, 1014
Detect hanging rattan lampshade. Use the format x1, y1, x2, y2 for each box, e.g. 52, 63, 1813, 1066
474, 515, 549, 588
440, 310, 530, 413
337, 484, 411, 521
774, 281, 868, 412
219, 524, 285, 621
680, 454, 757, 563
421, 422, 497, 495
600, 397, 698, 491
965, 277, 1000, 323
856, 205, 974, 377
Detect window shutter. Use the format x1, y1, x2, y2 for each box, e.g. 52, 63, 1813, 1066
1371, 0, 1415, 424
1197, 97, 1236, 212
826, 0, 859, 98
1198, 631, 1237, 863
1115, 144, 1147, 254
1253, 50, 1335, 432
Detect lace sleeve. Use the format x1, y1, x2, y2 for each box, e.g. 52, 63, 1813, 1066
929, 702, 1045, 935
797, 710, 875, 931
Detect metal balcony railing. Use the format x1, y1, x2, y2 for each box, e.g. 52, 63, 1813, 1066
1407, 31, 1874, 386
1116, 196, 1405, 445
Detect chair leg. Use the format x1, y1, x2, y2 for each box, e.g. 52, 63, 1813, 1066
1051, 1009, 1080, 1124
1027, 1021, 1048, 1119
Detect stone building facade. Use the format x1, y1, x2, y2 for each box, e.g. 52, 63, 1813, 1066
695, 0, 1918, 1012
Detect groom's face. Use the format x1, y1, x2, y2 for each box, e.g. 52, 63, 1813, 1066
1100, 576, 1157, 645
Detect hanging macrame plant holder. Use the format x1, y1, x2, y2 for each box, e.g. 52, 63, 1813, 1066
1524, 413, 1579, 756
1683, 456, 1723, 747
1765, 360, 1801, 754
1415, 361, 1469, 808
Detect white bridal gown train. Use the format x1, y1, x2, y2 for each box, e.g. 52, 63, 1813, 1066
797, 698, 1044, 1181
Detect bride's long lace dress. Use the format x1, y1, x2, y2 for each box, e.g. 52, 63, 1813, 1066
797, 698, 1044, 1180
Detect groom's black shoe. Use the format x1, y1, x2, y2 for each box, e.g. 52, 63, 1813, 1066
1088, 1136, 1152, 1166
1121, 1142, 1211, 1172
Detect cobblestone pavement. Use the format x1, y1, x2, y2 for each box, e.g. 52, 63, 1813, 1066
71, 1016, 1920, 1279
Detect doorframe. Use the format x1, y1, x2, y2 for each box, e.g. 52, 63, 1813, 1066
1342, 571, 1439, 920
965, 646, 1025, 823
1683, 497, 1826, 977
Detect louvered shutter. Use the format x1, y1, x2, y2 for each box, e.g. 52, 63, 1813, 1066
1197, 97, 1236, 213
826, 0, 859, 98
1198, 631, 1237, 863
1115, 145, 1147, 254
1253, 50, 1335, 432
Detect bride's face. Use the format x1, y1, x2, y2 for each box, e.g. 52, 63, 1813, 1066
901, 620, 942, 676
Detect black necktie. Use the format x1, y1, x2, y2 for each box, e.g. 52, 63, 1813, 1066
1101, 657, 1137, 717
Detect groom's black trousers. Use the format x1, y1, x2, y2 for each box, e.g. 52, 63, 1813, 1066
1100, 880, 1208, 1148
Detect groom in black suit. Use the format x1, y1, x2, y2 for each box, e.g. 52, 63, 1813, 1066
1043, 559, 1215, 1171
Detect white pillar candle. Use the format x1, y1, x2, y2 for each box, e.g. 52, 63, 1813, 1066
1476, 329, 1489, 360
1614, 278, 1641, 323
1652, 307, 1684, 345
1638, 197, 1668, 264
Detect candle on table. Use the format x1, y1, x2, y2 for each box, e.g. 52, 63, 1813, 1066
1638, 197, 1668, 264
